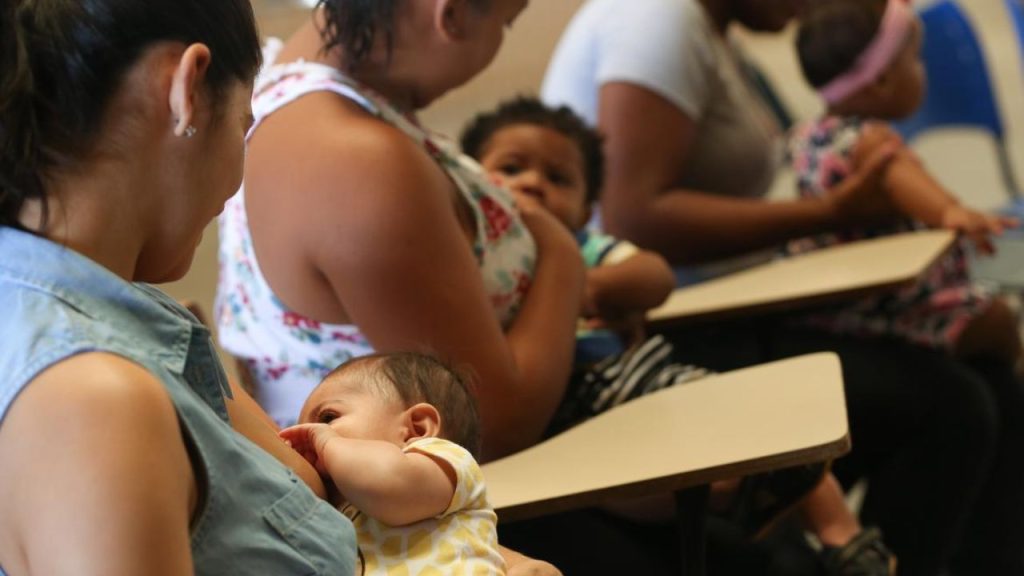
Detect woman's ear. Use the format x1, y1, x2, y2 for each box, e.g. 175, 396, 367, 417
402, 403, 442, 441
168, 43, 212, 137
434, 0, 473, 41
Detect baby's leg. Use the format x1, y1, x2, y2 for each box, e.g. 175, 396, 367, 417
799, 475, 898, 575
955, 297, 1022, 368
798, 473, 860, 548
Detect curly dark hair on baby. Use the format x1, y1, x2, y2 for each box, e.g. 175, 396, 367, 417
797, 0, 888, 89
460, 96, 605, 206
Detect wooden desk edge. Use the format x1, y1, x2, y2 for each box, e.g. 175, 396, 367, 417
646, 277, 914, 330
494, 432, 851, 524
646, 231, 956, 329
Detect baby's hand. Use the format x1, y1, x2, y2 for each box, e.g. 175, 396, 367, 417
940, 205, 1018, 255
279, 424, 336, 474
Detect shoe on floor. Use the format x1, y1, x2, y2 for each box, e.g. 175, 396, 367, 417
820, 526, 897, 576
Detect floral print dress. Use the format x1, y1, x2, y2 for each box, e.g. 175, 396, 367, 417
786, 115, 991, 350
216, 40, 536, 427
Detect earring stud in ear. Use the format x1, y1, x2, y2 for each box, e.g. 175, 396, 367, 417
184, 125, 197, 139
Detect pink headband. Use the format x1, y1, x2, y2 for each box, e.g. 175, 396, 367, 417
819, 0, 914, 105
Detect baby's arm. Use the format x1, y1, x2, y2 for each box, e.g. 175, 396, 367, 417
854, 124, 1015, 251
280, 424, 455, 526
583, 249, 675, 320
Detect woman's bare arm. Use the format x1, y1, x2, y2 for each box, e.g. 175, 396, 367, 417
584, 250, 676, 319
224, 376, 329, 498
293, 123, 583, 460
597, 82, 899, 265
0, 353, 195, 575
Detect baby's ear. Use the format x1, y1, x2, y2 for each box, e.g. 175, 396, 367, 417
403, 403, 442, 441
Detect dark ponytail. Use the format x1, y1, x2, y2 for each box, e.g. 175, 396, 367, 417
0, 1, 43, 228
0, 0, 262, 231
318, 0, 399, 69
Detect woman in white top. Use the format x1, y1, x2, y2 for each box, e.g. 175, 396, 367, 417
543, 1, 1024, 574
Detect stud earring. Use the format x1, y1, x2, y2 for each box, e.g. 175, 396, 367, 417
184, 125, 197, 139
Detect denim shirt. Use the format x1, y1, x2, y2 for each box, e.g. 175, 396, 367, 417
0, 227, 357, 576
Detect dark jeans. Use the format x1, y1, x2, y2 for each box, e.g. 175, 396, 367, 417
761, 326, 1024, 576
497, 510, 810, 575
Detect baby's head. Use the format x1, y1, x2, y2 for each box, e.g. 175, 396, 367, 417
461, 96, 604, 231
797, 0, 924, 119
300, 352, 481, 458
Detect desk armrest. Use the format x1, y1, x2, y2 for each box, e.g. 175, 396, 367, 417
647, 230, 956, 328
483, 353, 850, 522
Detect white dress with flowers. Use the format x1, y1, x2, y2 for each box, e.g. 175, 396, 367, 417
216, 41, 536, 427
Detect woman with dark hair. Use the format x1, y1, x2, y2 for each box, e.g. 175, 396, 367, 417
0, 1, 359, 574
216, 1, 572, 573
542, 0, 1024, 573
215, 0, 579, 460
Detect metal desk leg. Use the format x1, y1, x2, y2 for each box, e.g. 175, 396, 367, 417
676, 484, 710, 576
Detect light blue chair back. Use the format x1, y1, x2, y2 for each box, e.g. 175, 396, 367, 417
1007, 0, 1024, 61
895, 1, 1024, 286
895, 0, 1020, 199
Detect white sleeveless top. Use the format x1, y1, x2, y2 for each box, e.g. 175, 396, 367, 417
216, 41, 536, 426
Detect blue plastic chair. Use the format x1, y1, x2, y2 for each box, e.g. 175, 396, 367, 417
895, 0, 1022, 204
895, 1, 1024, 286
1007, 0, 1024, 60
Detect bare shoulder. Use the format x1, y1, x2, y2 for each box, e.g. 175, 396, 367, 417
251, 98, 457, 234
288, 112, 463, 253
23, 352, 179, 418
0, 353, 188, 470
307, 111, 453, 208
0, 352, 195, 574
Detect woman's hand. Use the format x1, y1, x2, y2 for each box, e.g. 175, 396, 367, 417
501, 546, 564, 576
507, 558, 563, 576
941, 205, 1019, 255
825, 122, 902, 228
